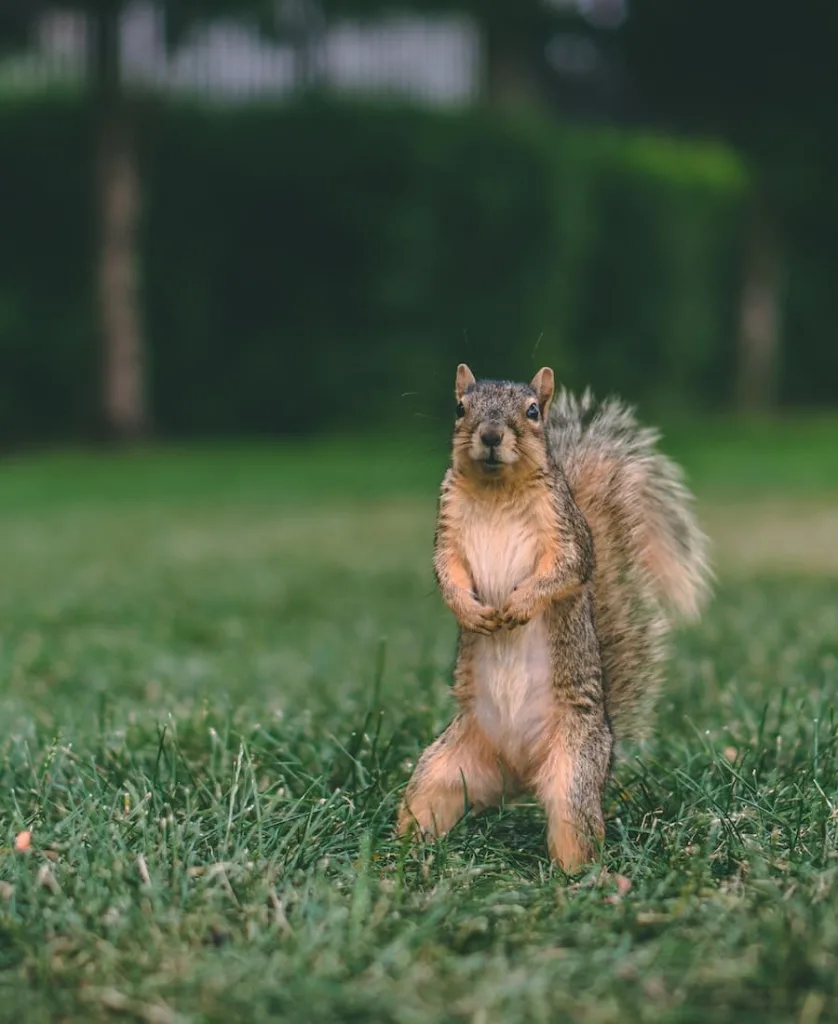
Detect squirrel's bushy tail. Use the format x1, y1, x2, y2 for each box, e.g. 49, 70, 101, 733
547, 389, 712, 741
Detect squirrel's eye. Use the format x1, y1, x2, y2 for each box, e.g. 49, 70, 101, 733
526, 403, 540, 421
456, 401, 465, 419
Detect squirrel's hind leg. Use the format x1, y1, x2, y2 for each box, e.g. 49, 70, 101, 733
534, 709, 613, 873
397, 713, 511, 839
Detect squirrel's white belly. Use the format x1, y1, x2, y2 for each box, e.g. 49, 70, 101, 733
462, 513, 552, 768
472, 620, 553, 768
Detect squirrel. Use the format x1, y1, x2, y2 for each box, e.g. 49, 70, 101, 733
397, 363, 711, 872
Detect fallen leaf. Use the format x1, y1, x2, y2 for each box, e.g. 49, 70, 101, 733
603, 872, 633, 903
615, 874, 633, 897
635, 911, 669, 925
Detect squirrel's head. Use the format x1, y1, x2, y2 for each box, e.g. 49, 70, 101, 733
451, 364, 554, 481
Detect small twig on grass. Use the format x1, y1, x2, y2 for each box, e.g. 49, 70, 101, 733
269, 889, 292, 935
137, 853, 152, 888
36, 863, 61, 895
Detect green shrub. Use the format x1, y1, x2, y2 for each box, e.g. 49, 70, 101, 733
0, 95, 97, 441
0, 94, 750, 441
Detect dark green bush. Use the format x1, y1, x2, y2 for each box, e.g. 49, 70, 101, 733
0, 95, 97, 441
0, 94, 751, 441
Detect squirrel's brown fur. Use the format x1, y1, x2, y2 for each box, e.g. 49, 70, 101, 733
397, 364, 711, 871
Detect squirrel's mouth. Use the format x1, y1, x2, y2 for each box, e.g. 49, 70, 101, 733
462, 436, 519, 473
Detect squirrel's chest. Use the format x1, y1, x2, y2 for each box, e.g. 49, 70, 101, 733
459, 506, 539, 607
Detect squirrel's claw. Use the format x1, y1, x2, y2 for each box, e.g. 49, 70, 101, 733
459, 601, 503, 635
499, 586, 538, 629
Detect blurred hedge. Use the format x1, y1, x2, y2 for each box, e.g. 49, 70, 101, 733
0, 94, 749, 441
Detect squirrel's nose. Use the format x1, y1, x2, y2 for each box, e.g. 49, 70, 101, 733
480, 427, 504, 448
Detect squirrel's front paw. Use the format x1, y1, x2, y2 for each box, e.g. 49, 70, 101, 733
459, 600, 503, 636
500, 586, 538, 628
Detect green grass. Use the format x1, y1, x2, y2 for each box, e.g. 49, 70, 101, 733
1, 425, 838, 1023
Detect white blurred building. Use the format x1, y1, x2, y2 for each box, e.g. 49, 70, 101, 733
14, 3, 482, 105
4, 0, 621, 106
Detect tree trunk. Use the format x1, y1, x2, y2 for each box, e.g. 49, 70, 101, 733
483, 23, 536, 109
91, 4, 147, 441
286, 0, 325, 90
736, 197, 783, 413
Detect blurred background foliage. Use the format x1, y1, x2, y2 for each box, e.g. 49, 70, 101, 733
0, 0, 836, 442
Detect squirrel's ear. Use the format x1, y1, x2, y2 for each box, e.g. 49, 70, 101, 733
455, 363, 476, 400
530, 367, 555, 413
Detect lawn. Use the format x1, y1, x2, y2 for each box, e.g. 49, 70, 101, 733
1, 422, 837, 1023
